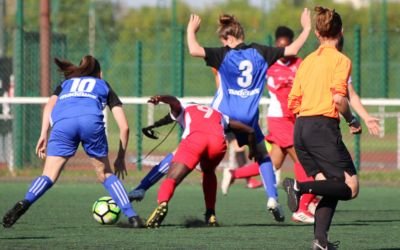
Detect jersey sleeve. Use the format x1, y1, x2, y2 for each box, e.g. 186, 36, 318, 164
169, 102, 186, 127
252, 43, 285, 66
221, 114, 230, 130
204, 47, 228, 69
52, 84, 62, 96
332, 57, 352, 97
105, 81, 123, 109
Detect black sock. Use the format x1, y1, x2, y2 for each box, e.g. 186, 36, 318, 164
235, 151, 247, 167
298, 180, 352, 200
314, 197, 338, 246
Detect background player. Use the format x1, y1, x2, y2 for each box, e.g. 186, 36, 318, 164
2, 55, 143, 228
187, 10, 311, 222
284, 7, 360, 249
221, 26, 317, 224
145, 95, 259, 228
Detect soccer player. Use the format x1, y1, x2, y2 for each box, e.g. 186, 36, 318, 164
221, 26, 316, 224
284, 7, 361, 249
145, 95, 259, 228
2, 56, 144, 228
187, 10, 311, 222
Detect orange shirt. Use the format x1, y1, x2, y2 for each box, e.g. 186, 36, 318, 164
288, 45, 351, 119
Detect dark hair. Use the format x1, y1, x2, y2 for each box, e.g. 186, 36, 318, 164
314, 6, 342, 38
217, 14, 245, 40
275, 26, 294, 42
337, 36, 344, 51
54, 55, 101, 79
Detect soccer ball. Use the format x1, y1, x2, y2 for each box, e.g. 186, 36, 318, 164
92, 196, 121, 225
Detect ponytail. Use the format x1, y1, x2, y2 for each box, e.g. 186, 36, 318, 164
54, 55, 101, 79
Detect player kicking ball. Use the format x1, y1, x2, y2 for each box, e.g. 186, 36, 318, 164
144, 95, 259, 228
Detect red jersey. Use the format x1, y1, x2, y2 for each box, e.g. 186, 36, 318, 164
266, 57, 302, 118
172, 103, 228, 139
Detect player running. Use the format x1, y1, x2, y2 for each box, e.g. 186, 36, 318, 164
284, 7, 360, 249
186, 10, 311, 222
221, 26, 317, 224
2, 56, 144, 228
145, 95, 259, 228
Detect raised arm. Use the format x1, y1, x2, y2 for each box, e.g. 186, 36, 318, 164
148, 95, 183, 118
187, 14, 206, 58
36, 95, 58, 159
348, 84, 380, 136
284, 8, 311, 56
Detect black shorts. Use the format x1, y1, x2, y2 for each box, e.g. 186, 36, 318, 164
294, 116, 357, 181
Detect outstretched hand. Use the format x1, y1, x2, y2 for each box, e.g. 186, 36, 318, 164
148, 96, 162, 105
35, 135, 47, 159
300, 8, 311, 30
187, 14, 201, 34
364, 116, 380, 136
114, 156, 128, 180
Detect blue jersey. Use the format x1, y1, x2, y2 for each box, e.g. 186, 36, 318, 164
51, 77, 121, 125
204, 43, 284, 145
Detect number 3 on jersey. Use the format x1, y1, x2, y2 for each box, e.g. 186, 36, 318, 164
237, 60, 253, 88
70, 78, 96, 93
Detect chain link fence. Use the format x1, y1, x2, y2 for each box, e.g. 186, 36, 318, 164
0, 1, 399, 174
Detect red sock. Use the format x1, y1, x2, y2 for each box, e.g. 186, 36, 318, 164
202, 171, 217, 210
157, 178, 176, 204
232, 162, 259, 179
294, 162, 315, 211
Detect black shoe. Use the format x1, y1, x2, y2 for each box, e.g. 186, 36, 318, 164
146, 202, 168, 228
283, 178, 300, 212
3, 199, 31, 228
128, 216, 145, 228
205, 209, 219, 227
312, 239, 340, 250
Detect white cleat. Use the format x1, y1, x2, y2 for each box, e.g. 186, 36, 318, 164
267, 198, 285, 222
308, 197, 320, 215
292, 210, 315, 224
221, 167, 234, 195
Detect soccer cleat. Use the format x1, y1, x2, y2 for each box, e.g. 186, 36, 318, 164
205, 210, 219, 227
3, 199, 31, 228
308, 197, 321, 215
312, 239, 340, 250
283, 178, 300, 212
146, 202, 168, 228
128, 189, 146, 202
128, 215, 145, 228
246, 178, 263, 189
221, 167, 234, 195
267, 198, 285, 222
291, 210, 315, 224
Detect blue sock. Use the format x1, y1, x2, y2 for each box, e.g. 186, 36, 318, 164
24, 175, 53, 204
135, 153, 173, 191
103, 175, 137, 218
258, 156, 278, 200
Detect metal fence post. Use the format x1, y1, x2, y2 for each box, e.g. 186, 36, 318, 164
135, 41, 143, 171
381, 0, 388, 98
353, 25, 361, 171
13, 0, 23, 168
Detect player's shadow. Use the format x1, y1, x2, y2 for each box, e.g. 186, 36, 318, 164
0, 236, 53, 240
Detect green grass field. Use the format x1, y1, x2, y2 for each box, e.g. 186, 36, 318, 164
1, 176, 400, 250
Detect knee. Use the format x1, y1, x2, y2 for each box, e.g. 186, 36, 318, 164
348, 182, 359, 199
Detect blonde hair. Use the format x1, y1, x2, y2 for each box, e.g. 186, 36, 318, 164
217, 14, 245, 40
314, 6, 342, 38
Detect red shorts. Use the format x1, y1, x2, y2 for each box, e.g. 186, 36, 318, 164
172, 132, 227, 171
265, 116, 295, 148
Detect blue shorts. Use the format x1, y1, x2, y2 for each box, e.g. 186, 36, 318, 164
47, 115, 108, 158
234, 122, 264, 147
